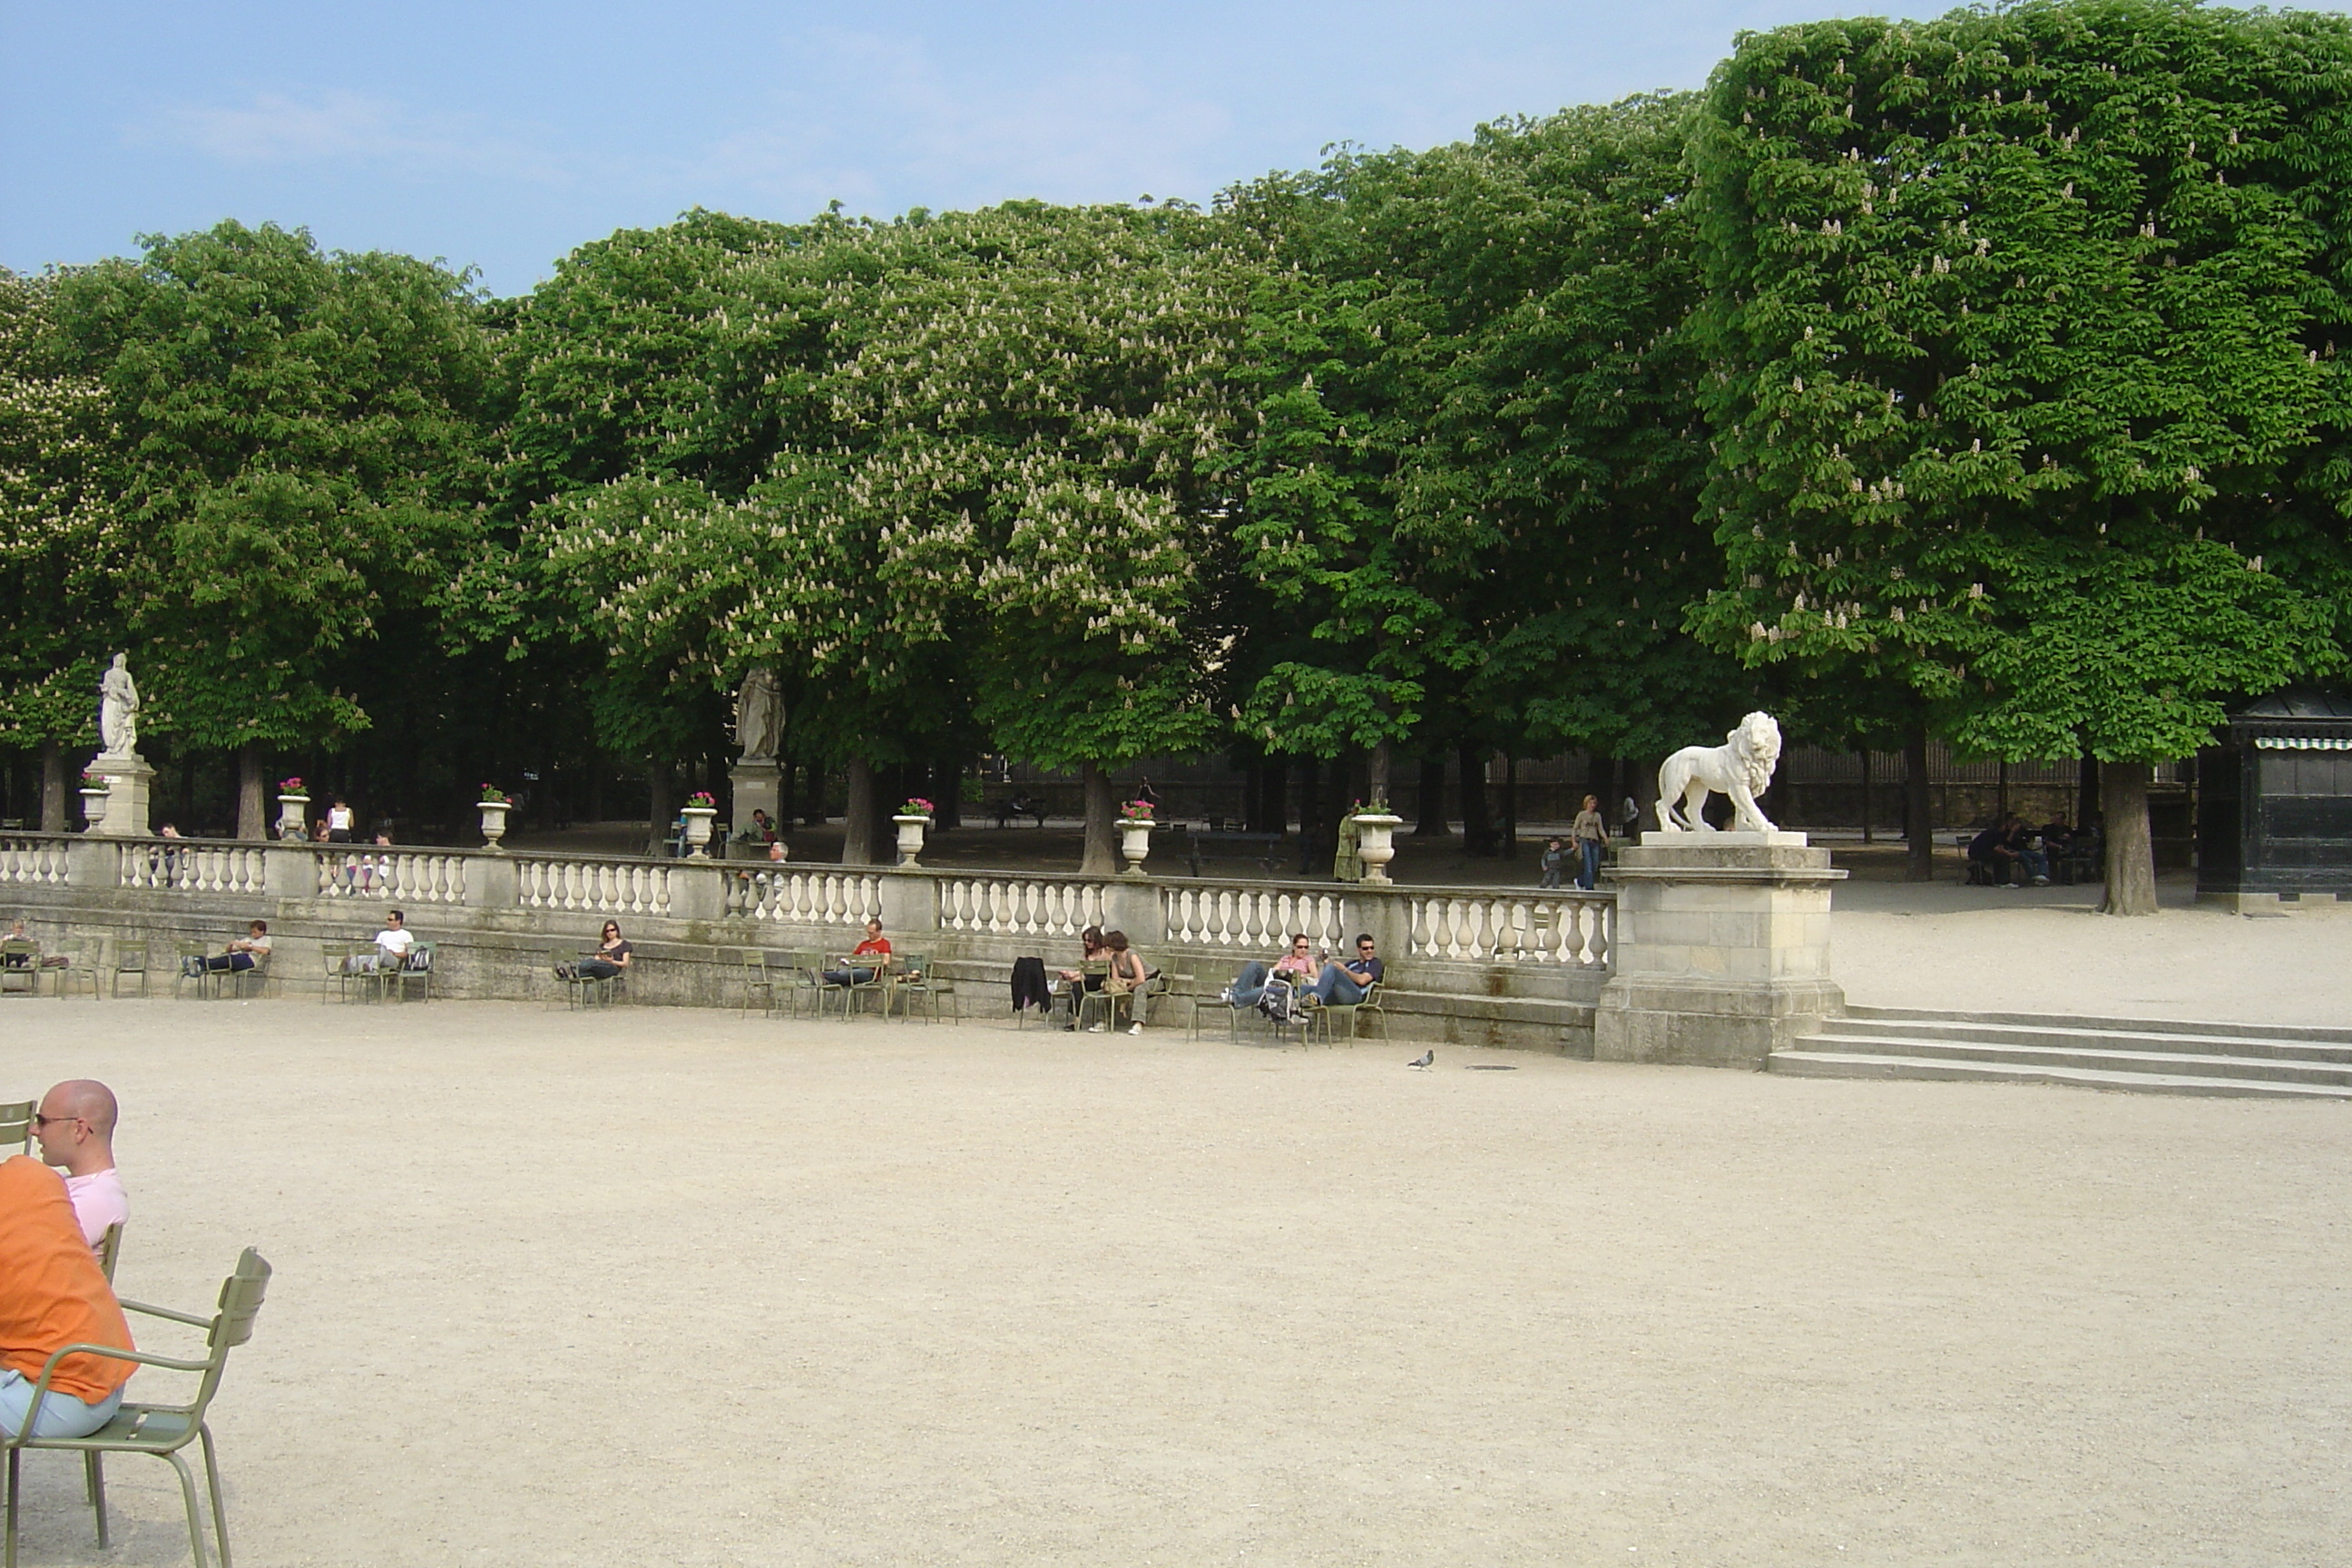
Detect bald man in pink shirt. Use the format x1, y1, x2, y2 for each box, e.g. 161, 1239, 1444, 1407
34, 1080, 127, 1247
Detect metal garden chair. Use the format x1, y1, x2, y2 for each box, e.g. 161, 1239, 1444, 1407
737, 950, 777, 1018
0, 1102, 29, 1155
0, 940, 38, 996
891, 955, 959, 1024
110, 940, 152, 999
781, 950, 828, 1020
172, 941, 215, 1001
386, 943, 435, 1004
47, 940, 100, 1001
2, 1246, 271, 1568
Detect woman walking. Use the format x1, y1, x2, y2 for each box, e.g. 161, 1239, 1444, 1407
1571, 794, 1609, 890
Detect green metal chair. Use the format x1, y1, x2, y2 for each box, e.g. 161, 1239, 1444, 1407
0, 939, 38, 996
93, 1221, 122, 1284
172, 941, 215, 1001
1072, 960, 1115, 1031
221, 952, 270, 1001
3, 1246, 270, 1568
1184, 973, 1242, 1041
737, 950, 777, 1018
110, 940, 152, 999
559, 952, 621, 1010
892, 955, 959, 1024
47, 939, 99, 1002
322, 942, 368, 1004
386, 943, 435, 1004
819, 952, 889, 1020
781, 950, 828, 1020
0, 1101, 30, 1156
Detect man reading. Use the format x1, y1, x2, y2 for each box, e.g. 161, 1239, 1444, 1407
0, 1154, 135, 1438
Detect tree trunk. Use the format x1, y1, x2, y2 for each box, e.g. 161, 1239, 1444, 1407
1458, 746, 1495, 856
1413, 755, 1447, 837
778, 756, 795, 828
1499, 754, 1519, 860
937, 760, 963, 831
2077, 750, 2100, 831
2100, 760, 2159, 916
235, 743, 268, 840
1859, 749, 1874, 844
1079, 760, 1117, 875
646, 762, 675, 857
842, 757, 879, 864
38, 740, 65, 833
1294, 757, 1322, 874
1903, 729, 1934, 881
1368, 739, 1392, 811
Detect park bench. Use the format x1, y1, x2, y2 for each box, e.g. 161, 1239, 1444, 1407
985, 794, 1051, 828
1184, 828, 1285, 877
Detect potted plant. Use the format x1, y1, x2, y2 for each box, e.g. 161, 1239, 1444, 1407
892, 796, 936, 867
1350, 797, 1406, 885
78, 769, 111, 829
275, 776, 310, 840
478, 784, 514, 852
681, 790, 719, 858
1117, 798, 1155, 877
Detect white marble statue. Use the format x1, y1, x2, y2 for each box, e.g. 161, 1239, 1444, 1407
1654, 711, 1782, 834
734, 665, 783, 761
98, 653, 141, 757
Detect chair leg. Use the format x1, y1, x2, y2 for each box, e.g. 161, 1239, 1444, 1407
84, 1452, 106, 1546
201, 1426, 232, 1568
163, 1449, 211, 1568
8, 1446, 20, 1568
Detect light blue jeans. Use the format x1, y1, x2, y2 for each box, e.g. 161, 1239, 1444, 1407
0, 1368, 123, 1439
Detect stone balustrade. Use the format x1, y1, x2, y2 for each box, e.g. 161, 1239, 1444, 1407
0, 831, 1620, 1050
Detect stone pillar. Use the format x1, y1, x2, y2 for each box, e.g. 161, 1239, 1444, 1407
88, 752, 153, 838
264, 844, 316, 901
668, 860, 727, 925
877, 869, 940, 939
1348, 883, 1414, 968
1100, 876, 1163, 948
465, 852, 518, 913
64, 837, 116, 890
1592, 833, 1846, 1070
729, 760, 780, 850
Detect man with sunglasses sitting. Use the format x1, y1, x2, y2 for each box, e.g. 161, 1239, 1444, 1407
1301, 934, 1383, 1009
33, 1080, 125, 1248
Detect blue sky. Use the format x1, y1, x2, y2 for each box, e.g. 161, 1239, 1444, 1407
5, 1, 1870, 298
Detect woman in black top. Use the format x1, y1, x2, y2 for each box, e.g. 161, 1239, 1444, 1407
561, 922, 633, 981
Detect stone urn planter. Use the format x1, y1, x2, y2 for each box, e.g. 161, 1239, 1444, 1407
681, 806, 718, 858
478, 800, 511, 852
1118, 820, 1153, 877
79, 784, 111, 829
276, 794, 310, 840
1351, 812, 1405, 884
892, 814, 933, 867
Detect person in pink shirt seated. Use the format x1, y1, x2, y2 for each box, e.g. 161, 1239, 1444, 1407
34, 1080, 126, 1248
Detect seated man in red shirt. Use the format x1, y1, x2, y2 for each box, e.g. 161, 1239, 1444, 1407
820, 919, 892, 987
0, 1154, 136, 1438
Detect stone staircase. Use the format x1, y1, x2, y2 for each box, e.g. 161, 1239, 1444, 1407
1769, 1005, 2352, 1099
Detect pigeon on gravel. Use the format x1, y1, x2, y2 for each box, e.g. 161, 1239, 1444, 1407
1407, 1050, 1434, 1070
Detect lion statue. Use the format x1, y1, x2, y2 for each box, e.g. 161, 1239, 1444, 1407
1653, 712, 1783, 834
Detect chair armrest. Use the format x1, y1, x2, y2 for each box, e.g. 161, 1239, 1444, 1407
120, 1298, 214, 1329
6, 1339, 214, 1447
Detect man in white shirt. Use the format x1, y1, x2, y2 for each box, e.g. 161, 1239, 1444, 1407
33, 1080, 127, 1248
347, 908, 418, 973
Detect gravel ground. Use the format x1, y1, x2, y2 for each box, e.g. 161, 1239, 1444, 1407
1832, 871, 2352, 1027
3, 995, 2344, 1566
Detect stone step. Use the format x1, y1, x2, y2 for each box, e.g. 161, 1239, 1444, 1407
1808, 1015, 2352, 1066
1793, 1031, 2352, 1086
1841, 1004, 2352, 1048
1767, 1049, 2352, 1100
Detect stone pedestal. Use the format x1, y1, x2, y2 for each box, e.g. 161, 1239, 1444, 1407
1592, 832, 1846, 1071
87, 752, 153, 838
729, 760, 780, 838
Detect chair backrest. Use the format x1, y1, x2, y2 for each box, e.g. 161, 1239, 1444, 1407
0, 1099, 31, 1155
896, 952, 928, 979
740, 949, 769, 974
176, 939, 209, 962
94, 1220, 122, 1283
211, 1248, 272, 1351
406, 942, 435, 971
114, 940, 149, 972
0, 938, 36, 961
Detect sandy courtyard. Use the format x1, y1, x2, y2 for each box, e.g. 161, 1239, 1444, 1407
0, 996, 2344, 1566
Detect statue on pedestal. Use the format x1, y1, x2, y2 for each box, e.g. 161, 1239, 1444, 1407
98, 653, 141, 758
734, 665, 783, 762
1654, 711, 1783, 834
